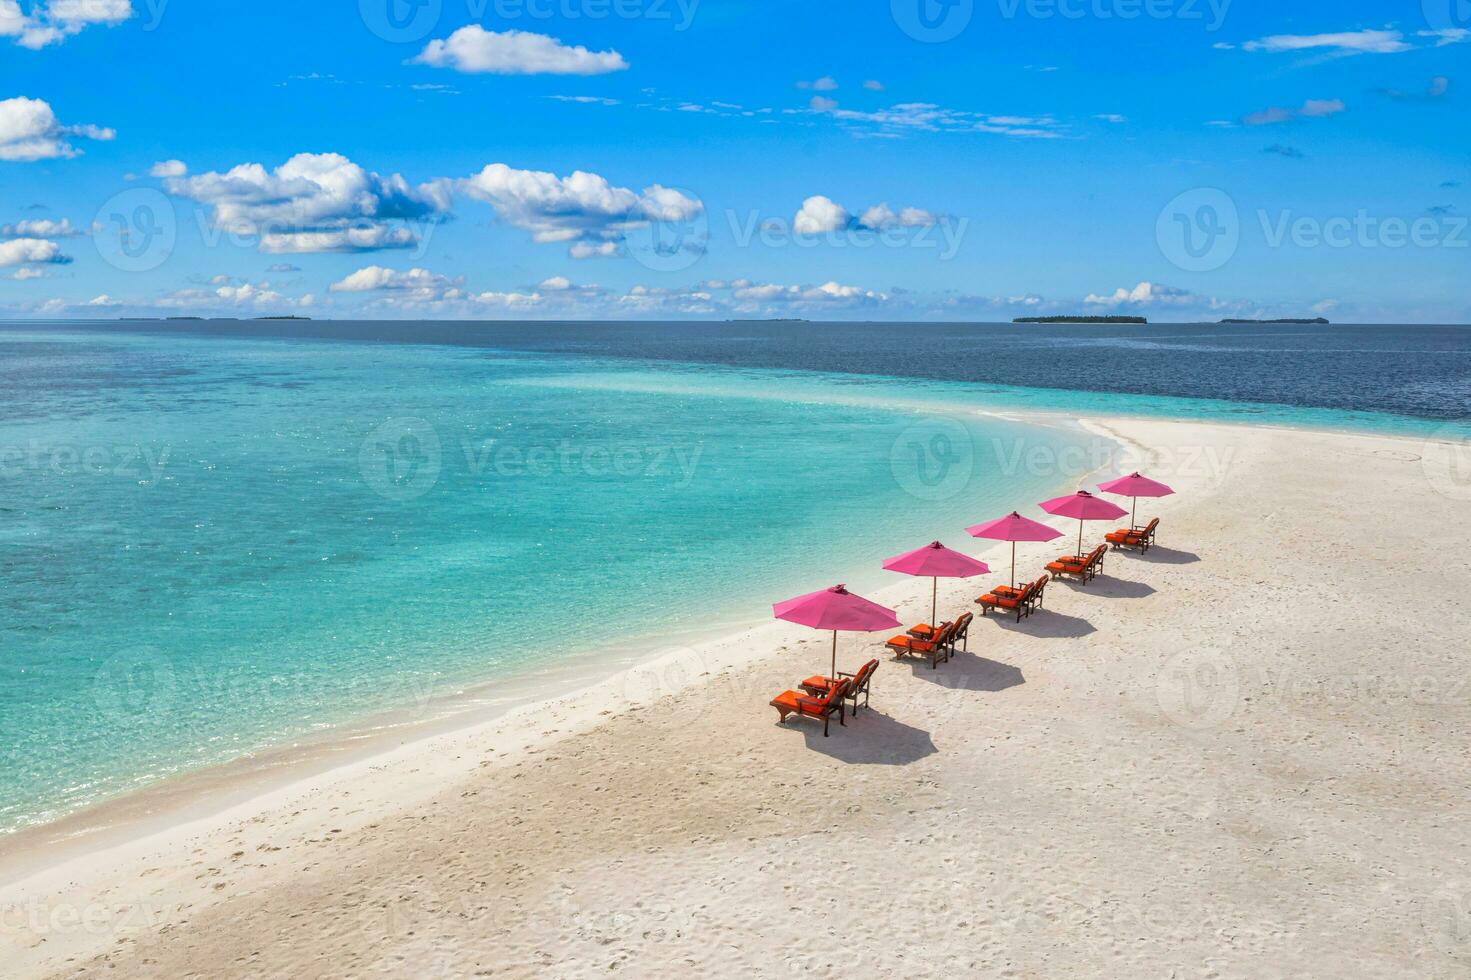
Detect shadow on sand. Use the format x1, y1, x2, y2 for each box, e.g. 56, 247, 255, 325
906, 653, 1026, 694
977, 608, 1097, 639
1056, 577, 1157, 600
1129, 547, 1201, 566
797, 709, 938, 764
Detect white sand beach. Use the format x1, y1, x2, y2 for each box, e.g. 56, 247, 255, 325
2, 416, 1469, 978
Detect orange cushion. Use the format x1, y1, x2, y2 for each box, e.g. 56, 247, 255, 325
801, 675, 834, 691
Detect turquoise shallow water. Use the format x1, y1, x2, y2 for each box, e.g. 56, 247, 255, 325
0, 327, 1464, 833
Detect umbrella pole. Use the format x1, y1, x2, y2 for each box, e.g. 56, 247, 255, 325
931, 577, 937, 628
1078, 519, 1084, 558
1011, 542, 1017, 588
831, 630, 837, 680
1132, 496, 1138, 528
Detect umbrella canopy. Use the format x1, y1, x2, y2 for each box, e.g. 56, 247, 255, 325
1040, 491, 1129, 557
1097, 472, 1175, 526
966, 512, 1064, 587
883, 541, 991, 626
773, 585, 901, 678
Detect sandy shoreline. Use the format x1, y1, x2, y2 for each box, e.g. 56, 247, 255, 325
3, 415, 1469, 977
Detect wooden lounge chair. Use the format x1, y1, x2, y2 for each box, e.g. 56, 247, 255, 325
1106, 518, 1159, 552
800, 659, 879, 715
771, 679, 849, 737
886, 620, 955, 668
907, 611, 975, 656
1047, 544, 1107, 583
977, 575, 1049, 623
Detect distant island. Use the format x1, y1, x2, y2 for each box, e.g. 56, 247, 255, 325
1221, 317, 1329, 325
254, 315, 313, 321
1014, 315, 1147, 324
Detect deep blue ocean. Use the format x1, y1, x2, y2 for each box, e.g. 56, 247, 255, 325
0, 320, 1466, 833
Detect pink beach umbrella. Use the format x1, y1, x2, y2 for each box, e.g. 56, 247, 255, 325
1040, 491, 1130, 559
883, 541, 991, 628
774, 585, 902, 679
967, 512, 1065, 588
1097, 472, 1175, 528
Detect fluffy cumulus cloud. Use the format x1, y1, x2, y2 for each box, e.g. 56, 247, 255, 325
148, 159, 187, 178
569, 240, 620, 259
164, 152, 451, 253
791, 195, 938, 235
0, 96, 115, 161
0, 237, 70, 266
1084, 281, 1196, 307
0, 217, 79, 237
793, 195, 849, 235
0, 0, 132, 49
728, 279, 888, 306
1243, 98, 1345, 126
329, 265, 464, 303
459, 163, 701, 254
156, 279, 313, 311
414, 27, 628, 75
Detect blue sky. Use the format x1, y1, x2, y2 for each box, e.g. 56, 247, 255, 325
1, 0, 1467, 321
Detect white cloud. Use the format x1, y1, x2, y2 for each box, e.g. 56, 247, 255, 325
459, 162, 700, 252
548, 95, 620, 106
729, 280, 888, 306
414, 27, 628, 76
806, 98, 1065, 139
1419, 29, 1471, 47
0, 96, 114, 161
258, 226, 421, 254
790, 196, 938, 236
569, 241, 619, 259
1241, 29, 1412, 55
863, 80, 884, 91
329, 265, 462, 298
149, 159, 187, 178
857, 203, 937, 230
1084, 281, 1194, 307
0, 217, 78, 237
86, 293, 119, 306
1243, 98, 1345, 126
0, 237, 68, 266
1095, 113, 1128, 123
6, 265, 44, 280
266, 262, 301, 273
793, 195, 849, 235
796, 76, 838, 91
1, 0, 132, 49
165, 152, 450, 253
539, 275, 572, 291
472, 289, 545, 308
